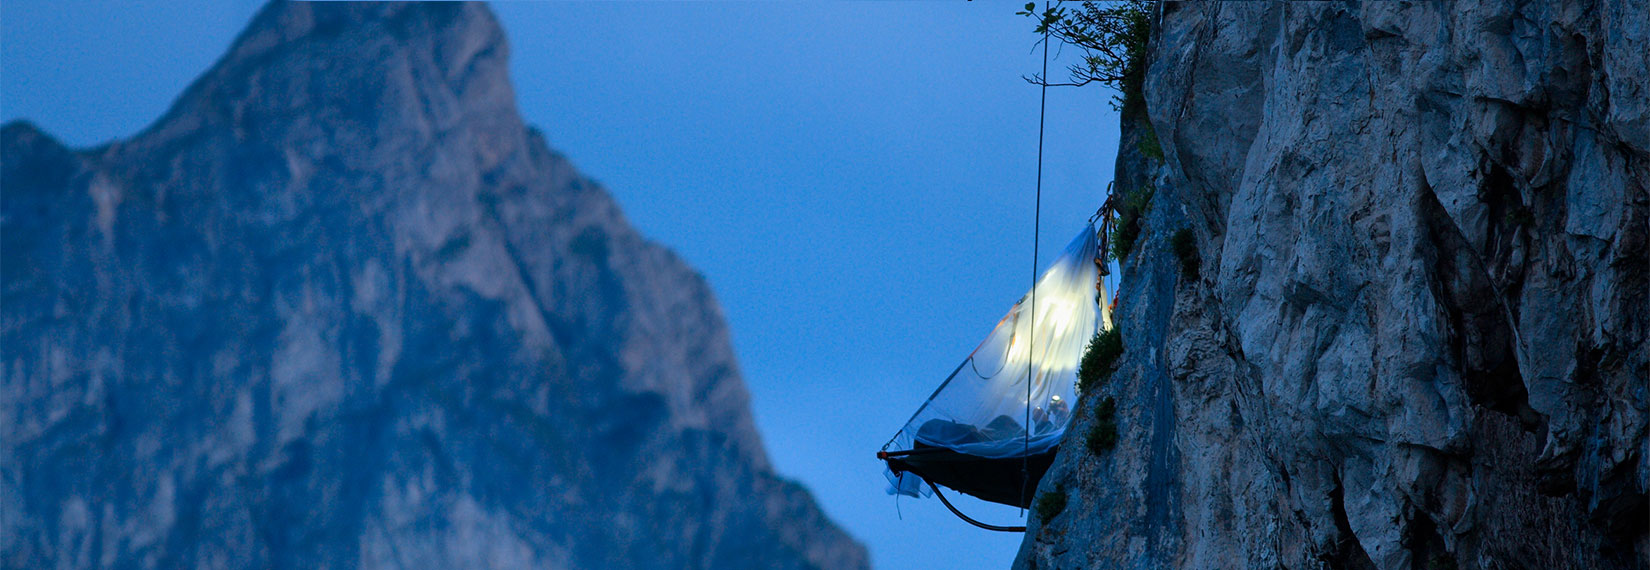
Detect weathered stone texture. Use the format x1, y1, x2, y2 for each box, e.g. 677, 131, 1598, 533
1, 3, 867, 569
1020, 2, 1647, 568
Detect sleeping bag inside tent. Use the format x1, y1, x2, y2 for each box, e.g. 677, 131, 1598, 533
879, 224, 1111, 509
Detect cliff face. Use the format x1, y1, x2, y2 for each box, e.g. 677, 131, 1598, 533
0, 3, 866, 569
1021, 2, 1647, 569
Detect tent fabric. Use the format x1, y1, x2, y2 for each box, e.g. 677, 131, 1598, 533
884, 224, 1110, 499
883, 444, 1058, 508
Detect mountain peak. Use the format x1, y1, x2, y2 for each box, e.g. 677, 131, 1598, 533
2, 3, 866, 568
136, 1, 520, 164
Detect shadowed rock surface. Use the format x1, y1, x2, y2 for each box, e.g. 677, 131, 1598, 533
1019, 1, 1646, 569
1, 3, 867, 569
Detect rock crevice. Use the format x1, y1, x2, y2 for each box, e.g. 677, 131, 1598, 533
1019, 2, 1647, 568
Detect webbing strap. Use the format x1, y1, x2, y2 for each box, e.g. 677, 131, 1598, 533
927, 480, 1027, 533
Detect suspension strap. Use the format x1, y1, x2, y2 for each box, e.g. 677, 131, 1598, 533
927, 480, 1028, 533
1023, 0, 1053, 514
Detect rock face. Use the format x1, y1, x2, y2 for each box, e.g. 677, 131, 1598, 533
1, 3, 866, 569
1020, 2, 1646, 569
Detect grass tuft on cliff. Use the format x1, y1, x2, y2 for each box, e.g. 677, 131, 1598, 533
1136, 120, 1164, 161
1034, 487, 1068, 522
1086, 396, 1119, 455
1077, 327, 1124, 394
1109, 185, 1153, 261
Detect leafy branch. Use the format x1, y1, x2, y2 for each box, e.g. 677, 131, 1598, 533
1017, 1, 1154, 106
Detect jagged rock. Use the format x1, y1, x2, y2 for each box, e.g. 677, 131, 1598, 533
0, 3, 867, 569
1020, 2, 1647, 569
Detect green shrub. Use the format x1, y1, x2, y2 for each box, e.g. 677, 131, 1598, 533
1111, 1, 1154, 119
1086, 397, 1119, 455
1109, 186, 1153, 261
1136, 121, 1164, 162
1110, 215, 1141, 262
1077, 327, 1124, 394
1034, 487, 1068, 522
1171, 228, 1199, 279
1086, 418, 1118, 455
1093, 396, 1117, 420
1122, 185, 1154, 214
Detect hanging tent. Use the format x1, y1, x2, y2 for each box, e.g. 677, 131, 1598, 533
879, 224, 1111, 509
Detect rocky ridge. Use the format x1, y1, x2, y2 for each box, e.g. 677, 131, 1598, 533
1, 3, 866, 569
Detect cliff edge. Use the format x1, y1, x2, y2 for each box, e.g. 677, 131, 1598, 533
1020, 2, 1647, 568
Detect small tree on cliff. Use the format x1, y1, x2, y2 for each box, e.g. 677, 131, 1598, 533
1019, 0, 1154, 114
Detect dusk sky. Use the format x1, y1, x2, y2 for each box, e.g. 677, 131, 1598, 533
2, 1, 1122, 567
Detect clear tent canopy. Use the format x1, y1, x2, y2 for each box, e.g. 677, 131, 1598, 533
883, 224, 1111, 499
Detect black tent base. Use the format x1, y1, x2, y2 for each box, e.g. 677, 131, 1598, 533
880, 443, 1058, 509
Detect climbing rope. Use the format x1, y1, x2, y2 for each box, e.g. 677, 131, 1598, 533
1022, 0, 1052, 515
877, 1, 1121, 534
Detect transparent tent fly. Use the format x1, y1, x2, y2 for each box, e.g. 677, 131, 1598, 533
883, 224, 1111, 499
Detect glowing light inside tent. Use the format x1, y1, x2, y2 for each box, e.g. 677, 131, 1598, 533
883, 225, 1110, 479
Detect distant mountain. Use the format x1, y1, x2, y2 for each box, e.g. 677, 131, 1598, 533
1, 2, 866, 568
1017, 2, 1647, 569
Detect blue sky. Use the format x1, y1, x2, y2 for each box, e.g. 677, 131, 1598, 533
3, 2, 1121, 567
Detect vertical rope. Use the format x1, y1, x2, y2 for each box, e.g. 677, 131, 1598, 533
1023, 0, 1051, 513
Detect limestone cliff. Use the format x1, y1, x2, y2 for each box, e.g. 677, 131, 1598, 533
1019, 2, 1647, 568
0, 3, 867, 568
